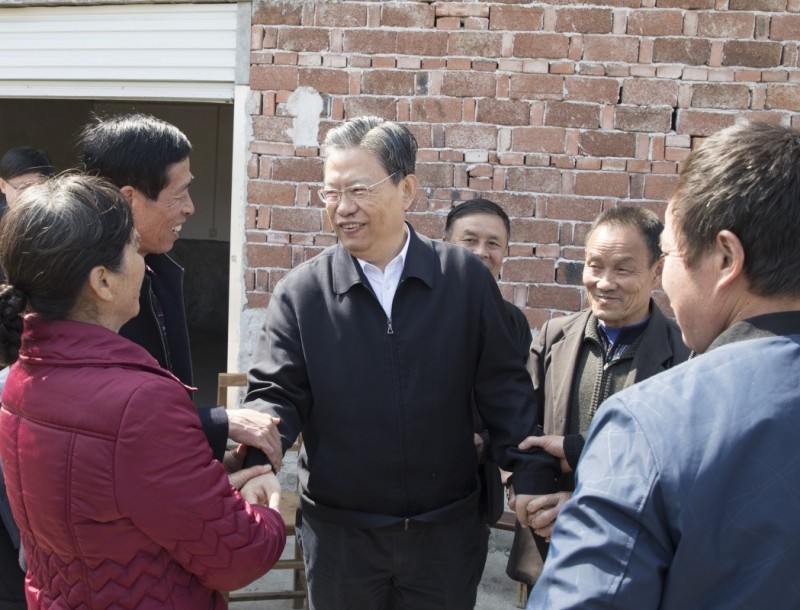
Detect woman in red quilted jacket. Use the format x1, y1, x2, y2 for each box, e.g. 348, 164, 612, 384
0, 175, 286, 609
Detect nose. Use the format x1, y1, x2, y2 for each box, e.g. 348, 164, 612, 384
474, 241, 489, 258
596, 271, 616, 290
183, 195, 195, 217
334, 193, 359, 215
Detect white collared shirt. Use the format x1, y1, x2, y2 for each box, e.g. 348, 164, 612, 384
357, 228, 410, 319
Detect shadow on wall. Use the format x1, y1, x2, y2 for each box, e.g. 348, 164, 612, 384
170, 238, 229, 406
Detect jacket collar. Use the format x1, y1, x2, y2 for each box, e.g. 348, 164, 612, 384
18, 314, 189, 389
332, 222, 434, 295
708, 310, 800, 351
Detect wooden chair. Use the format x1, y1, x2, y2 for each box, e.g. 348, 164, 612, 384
217, 372, 307, 608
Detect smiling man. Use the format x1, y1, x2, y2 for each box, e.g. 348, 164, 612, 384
244, 116, 559, 610
529, 122, 800, 609
507, 206, 689, 599
79, 113, 282, 469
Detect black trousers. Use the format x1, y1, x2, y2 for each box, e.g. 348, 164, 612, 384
299, 510, 489, 610
0, 521, 25, 610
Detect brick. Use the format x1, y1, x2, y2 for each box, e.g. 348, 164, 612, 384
442, 71, 497, 97
410, 97, 463, 122
526, 284, 583, 311
277, 28, 329, 53
555, 7, 613, 33
626, 9, 684, 36
574, 171, 628, 197
502, 258, 554, 283
547, 196, 603, 222
675, 109, 736, 136
477, 98, 531, 126
448, 32, 504, 57
490, 5, 544, 30
770, 15, 800, 41
514, 33, 571, 59
564, 77, 620, 103
656, 0, 714, 7
509, 73, 564, 100
506, 167, 562, 193
436, 2, 489, 18
614, 105, 673, 132
247, 180, 296, 206
691, 83, 751, 108
545, 102, 601, 129
436, 16, 461, 30
766, 84, 800, 110
512, 127, 567, 154
643, 174, 679, 200
396, 31, 449, 57
343, 96, 398, 120
314, 3, 367, 28
251, 66, 299, 91
298, 68, 349, 94
361, 70, 416, 95
272, 157, 323, 183
652, 38, 713, 66
443, 124, 498, 149
381, 2, 435, 28
343, 30, 397, 55
416, 163, 454, 189
247, 243, 293, 269
253, 2, 303, 26
697, 12, 755, 39
621, 78, 679, 105
729, 0, 787, 9
579, 131, 636, 157
252, 116, 293, 143
270, 207, 323, 233
583, 35, 639, 62
511, 218, 560, 243
724, 41, 783, 68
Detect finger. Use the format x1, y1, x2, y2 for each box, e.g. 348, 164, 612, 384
533, 525, 554, 539
518, 436, 546, 451
525, 495, 557, 514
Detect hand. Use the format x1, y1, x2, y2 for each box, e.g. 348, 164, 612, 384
473, 433, 485, 460
519, 434, 571, 473
228, 462, 272, 490
525, 491, 572, 540
515, 493, 538, 530
240, 471, 282, 510
222, 443, 247, 473
227, 408, 283, 471
506, 483, 516, 511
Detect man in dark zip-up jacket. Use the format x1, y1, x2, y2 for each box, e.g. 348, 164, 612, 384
244, 116, 559, 610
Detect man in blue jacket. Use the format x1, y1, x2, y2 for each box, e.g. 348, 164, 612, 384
529, 121, 800, 609
245, 116, 559, 609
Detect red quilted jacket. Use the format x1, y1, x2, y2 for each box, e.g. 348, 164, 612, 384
0, 315, 286, 609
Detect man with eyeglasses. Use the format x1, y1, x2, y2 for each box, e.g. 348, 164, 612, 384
243, 116, 559, 609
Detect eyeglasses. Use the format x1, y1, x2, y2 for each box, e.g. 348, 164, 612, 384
318, 171, 399, 205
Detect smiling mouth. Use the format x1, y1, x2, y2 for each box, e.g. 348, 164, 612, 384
172, 224, 182, 236
340, 223, 364, 232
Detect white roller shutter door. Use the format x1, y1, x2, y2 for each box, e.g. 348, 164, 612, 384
0, 3, 237, 101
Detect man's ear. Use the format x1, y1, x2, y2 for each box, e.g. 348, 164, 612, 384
119, 185, 135, 203
714, 229, 745, 289
86, 266, 114, 303
400, 174, 418, 211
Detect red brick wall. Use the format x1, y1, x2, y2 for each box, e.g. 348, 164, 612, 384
246, 0, 800, 329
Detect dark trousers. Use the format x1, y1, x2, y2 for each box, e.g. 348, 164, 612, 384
299, 510, 489, 610
0, 521, 25, 610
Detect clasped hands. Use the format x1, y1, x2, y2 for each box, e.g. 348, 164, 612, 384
509, 434, 572, 540
224, 409, 284, 510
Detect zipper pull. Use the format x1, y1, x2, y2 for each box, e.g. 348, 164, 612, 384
387, 319, 394, 335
